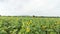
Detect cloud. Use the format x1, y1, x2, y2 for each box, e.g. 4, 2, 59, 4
0, 0, 60, 16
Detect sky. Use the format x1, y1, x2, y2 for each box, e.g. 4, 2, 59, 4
0, 0, 60, 16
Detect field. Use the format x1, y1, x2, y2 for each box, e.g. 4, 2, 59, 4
0, 16, 60, 34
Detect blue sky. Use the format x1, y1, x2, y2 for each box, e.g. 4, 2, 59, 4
0, 0, 60, 16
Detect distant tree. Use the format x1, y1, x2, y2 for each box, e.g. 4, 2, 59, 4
0, 15, 1, 16
33, 15, 35, 17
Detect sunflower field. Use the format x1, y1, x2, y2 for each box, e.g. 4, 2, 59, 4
0, 16, 60, 34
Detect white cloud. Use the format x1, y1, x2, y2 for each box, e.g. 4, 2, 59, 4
0, 0, 60, 16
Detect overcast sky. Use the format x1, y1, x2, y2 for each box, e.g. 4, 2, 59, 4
0, 0, 60, 16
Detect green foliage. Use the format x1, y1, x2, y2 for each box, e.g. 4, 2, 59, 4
0, 16, 60, 34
